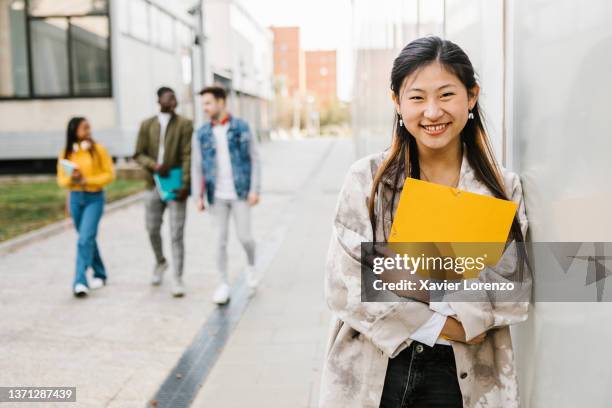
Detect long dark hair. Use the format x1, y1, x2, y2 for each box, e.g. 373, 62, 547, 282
63, 117, 95, 160
368, 36, 526, 272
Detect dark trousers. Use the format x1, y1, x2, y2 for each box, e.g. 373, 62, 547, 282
380, 341, 463, 408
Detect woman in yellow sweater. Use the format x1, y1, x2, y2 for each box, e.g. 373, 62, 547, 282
57, 117, 115, 297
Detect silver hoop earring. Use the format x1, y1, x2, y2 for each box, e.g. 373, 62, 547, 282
468, 110, 474, 120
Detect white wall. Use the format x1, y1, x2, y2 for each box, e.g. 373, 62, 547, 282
204, 0, 233, 83
0, 99, 116, 159
229, 2, 273, 99
508, 0, 612, 406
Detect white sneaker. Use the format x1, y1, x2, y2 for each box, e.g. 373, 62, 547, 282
152, 260, 169, 286
245, 266, 259, 289
90, 277, 106, 289
172, 278, 185, 298
73, 283, 89, 297
212, 283, 230, 304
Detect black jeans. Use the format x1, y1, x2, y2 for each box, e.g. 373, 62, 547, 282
380, 341, 463, 408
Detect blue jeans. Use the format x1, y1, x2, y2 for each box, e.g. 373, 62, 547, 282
69, 191, 106, 288
380, 341, 463, 408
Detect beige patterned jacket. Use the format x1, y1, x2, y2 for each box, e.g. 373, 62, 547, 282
319, 149, 530, 408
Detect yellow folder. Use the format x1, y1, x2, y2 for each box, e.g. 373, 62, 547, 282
388, 178, 518, 275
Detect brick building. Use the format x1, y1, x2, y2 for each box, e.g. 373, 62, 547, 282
305, 50, 337, 109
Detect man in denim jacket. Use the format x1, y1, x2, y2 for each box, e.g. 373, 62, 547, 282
192, 85, 261, 304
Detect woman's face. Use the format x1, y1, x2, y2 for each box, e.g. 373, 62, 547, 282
76, 120, 91, 141
392, 62, 479, 152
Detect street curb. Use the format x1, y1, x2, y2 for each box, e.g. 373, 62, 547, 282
0, 191, 145, 256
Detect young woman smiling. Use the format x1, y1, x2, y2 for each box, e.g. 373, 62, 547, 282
319, 36, 529, 408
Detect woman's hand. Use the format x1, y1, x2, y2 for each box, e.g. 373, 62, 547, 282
247, 192, 259, 206
440, 316, 486, 345
71, 169, 85, 186
196, 197, 206, 212
366, 244, 430, 303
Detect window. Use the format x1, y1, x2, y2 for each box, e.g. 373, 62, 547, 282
149, 5, 160, 45
150, 5, 173, 51
0, 0, 30, 97
30, 18, 69, 95
128, 0, 149, 42
0, 0, 111, 98
156, 10, 173, 50
70, 17, 110, 95
123, 1, 180, 53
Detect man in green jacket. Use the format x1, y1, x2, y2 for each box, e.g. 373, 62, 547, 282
134, 86, 192, 297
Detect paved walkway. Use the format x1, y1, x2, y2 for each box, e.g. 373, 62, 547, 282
0, 137, 355, 407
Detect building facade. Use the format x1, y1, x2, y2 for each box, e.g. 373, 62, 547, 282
0, 0, 200, 162
271, 26, 339, 132
0, 0, 273, 164
203, 0, 273, 140
271, 26, 304, 98
304, 50, 337, 110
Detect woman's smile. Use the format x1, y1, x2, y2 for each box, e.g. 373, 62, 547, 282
420, 122, 451, 136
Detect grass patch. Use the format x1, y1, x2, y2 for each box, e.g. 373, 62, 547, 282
0, 179, 145, 242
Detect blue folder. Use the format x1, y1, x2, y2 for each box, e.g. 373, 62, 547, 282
153, 168, 183, 201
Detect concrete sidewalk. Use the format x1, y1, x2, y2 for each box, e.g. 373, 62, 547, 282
0, 137, 355, 407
